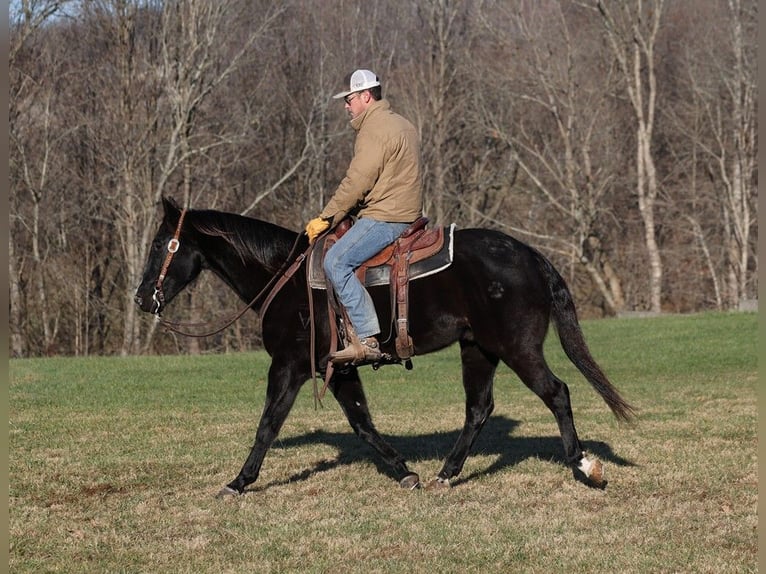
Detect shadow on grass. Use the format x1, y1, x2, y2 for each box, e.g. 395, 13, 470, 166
248, 414, 636, 492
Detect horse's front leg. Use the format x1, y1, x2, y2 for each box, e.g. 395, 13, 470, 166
217, 358, 304, 497
426, 340, 497, 490
330, 366, 420, 489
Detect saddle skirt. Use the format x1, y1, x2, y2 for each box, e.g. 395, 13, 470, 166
308, 221, 456, 290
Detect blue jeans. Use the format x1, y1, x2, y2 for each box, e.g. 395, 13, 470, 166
324, 218, 410, 339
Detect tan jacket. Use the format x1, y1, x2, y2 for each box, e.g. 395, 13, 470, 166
320, 99, 423, 227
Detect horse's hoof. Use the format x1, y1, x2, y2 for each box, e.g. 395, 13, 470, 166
215, 486, 240, 498
578, 456, 606, 488
400, 473, 421, 490
424, 477, 451, 491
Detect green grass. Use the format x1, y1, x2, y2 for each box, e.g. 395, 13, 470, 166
9, 312, 758, 573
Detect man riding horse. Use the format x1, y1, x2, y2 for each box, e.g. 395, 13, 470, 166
304, 69, 423, 366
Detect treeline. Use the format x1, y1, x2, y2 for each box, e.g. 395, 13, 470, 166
10, 0, 758, 357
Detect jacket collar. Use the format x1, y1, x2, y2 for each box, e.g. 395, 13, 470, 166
350, 98, 390, 131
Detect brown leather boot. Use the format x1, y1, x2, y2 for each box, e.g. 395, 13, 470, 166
330, 336, 382, 365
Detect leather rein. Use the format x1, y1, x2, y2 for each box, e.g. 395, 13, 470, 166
153, 209, 327, 406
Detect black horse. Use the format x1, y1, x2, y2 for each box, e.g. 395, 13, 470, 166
134, 197, 634, 496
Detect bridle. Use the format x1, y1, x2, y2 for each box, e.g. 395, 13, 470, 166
152, 208, 187, 314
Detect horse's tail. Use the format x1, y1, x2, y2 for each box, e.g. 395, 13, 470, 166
539, 253, 636, 423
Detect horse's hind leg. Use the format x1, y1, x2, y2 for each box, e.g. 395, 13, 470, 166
426, 340, 497, 489
511, 353, 604, 486
329, 367, 420, 489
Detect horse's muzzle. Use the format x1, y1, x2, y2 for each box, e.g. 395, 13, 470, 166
134, 292, 162, 315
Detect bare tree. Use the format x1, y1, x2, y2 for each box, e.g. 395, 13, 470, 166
594, 0, 665, 313
476, 0, 627, 314
698, 0, 757, 307
661, 0, 757, 310
414, 0, 464, 225
140, 0, 284, 354
10, 0, 76, 355
67, 0, 284, 355
10, 0, 70, 63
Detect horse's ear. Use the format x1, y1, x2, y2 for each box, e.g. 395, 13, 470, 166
161, 196, 181, 225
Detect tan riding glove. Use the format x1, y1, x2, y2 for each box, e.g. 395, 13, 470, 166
305, 217, 330, 244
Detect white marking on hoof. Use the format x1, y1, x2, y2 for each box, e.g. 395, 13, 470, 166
578, 456, 594, 476
578, 455, 605, 487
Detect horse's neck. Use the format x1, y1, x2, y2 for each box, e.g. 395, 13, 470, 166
201, 221, 297, 305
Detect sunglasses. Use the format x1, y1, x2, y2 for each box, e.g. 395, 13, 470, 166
344, 92, 361, 104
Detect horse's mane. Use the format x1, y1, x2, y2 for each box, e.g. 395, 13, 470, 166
188, 209, 299, 274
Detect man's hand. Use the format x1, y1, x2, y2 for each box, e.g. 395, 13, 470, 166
305, 217, 330, 244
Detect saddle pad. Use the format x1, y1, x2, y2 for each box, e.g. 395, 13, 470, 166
308, 223, 456, 290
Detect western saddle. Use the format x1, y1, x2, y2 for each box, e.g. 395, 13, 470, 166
320, 216, 447, 364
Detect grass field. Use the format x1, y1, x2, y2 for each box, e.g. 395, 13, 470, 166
9, 312, 758, 573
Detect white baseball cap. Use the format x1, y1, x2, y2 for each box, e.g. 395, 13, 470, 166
332, 69, 381, 99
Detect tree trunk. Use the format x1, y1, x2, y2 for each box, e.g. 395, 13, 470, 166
9, 233, 25, 357
598, 0, 665, 313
